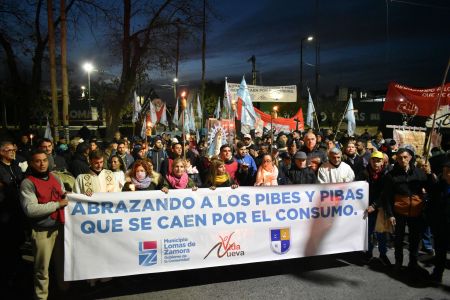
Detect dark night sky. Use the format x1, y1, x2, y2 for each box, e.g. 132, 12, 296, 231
72, 0, 450, 99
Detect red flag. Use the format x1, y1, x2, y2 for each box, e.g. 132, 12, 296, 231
383, 82, 450, 117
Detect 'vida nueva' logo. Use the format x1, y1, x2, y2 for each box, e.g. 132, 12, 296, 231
203, 232, 245, 259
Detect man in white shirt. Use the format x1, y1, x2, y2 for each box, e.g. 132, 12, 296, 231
318, 147, 355, 183
74, 150, 121, 195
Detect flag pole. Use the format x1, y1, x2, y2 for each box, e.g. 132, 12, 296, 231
333, 98, 351, 141
424, 57, 450, 162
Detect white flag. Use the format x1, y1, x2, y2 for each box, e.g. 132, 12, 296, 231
44, 117, 53, 141
140, 117, 147, 140
132, 91, 141, 123
346, 95, 356, 137
149, 101, 157, 124
172, 98, 179, 127
306, 88, 316, 129
214, 97, 221, 119
160, 104, 168, 126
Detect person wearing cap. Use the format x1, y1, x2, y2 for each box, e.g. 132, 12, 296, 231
146, 137, 168, 173
317, 148, 355, 184
356, 151, 391, 266
428, 160, 450, 283
379, 147, 435, 274
286, 151, 317, 184
242, 134, 257, 158
300, 132, 327, 165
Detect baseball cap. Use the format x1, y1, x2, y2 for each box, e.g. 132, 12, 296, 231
243, 134, 251, 139
294, 151, 307, 160
370, 151, 384, 159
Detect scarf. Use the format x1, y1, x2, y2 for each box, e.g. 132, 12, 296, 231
131, 176, 152, 190
166, 172, 189, 189
214, 174, 229, 185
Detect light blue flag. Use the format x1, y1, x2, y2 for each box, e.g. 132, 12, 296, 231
172, 98, 179, 127
214, 97, 221, 119
188, 100, 196, 131
306, 88, 316, 129
196, 93, 202, 119
237, 76, 256, 127
346, 95, 356, 137
224, 77, 232, 118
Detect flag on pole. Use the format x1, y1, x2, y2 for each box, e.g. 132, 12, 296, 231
306, 88, 316, 129
183, 102, 191, 133
224, 77, 232, 117
196, 93, 202, 119
346, 95, 356, 137
140, 116, 147, 140
188, 100, 196, 131
132, 91, 141, 123
44, 117, 53, 141
214, 97, 221, 119
159, 104, 168, 126
237, 76, 257, 127
172, 98, 179, 127
149, 100, 157, 124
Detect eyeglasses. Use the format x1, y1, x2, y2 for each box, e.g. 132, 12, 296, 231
2, 149, 16, 153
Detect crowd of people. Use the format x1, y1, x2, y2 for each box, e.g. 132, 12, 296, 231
0, 127, 449, 299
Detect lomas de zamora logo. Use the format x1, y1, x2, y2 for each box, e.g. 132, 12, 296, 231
204, 232, 244, 259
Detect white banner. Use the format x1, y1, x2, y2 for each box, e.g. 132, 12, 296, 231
228, 83, 297, 102
64, 182, 368, 281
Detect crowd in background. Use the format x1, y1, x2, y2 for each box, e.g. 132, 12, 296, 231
0, 126, 449, 298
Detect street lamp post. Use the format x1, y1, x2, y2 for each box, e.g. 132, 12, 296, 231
300, 35, 314, 101
173, 77, 178, 101
83, 62, 94, 115
180, 91, 187, 160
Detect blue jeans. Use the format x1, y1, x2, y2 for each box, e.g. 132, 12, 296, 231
368, 210, 387, 256
422, 226, 433, 251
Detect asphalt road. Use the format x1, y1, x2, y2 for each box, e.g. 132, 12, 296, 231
61, 249, 450, 299
7, 247, 450, 300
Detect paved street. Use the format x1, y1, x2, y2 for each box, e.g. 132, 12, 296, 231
34, 249, 449, 299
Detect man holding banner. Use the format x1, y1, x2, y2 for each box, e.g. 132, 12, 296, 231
20, 149, 68, 300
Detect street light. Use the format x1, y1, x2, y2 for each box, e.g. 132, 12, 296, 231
81, 86, 86, 98
173, 77, 178, 101
83, 62, 94, 113
300, 35, 314, 101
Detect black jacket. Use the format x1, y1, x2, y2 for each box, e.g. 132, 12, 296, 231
380, 163, 434, 217
0, 160, 24, 218
356, 165, 388, 206
286, 164, 317, 185
69, 153, 90, 178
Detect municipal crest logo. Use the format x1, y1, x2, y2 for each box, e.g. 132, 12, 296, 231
139, 241, 158, 266
270, 228, 290, 255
